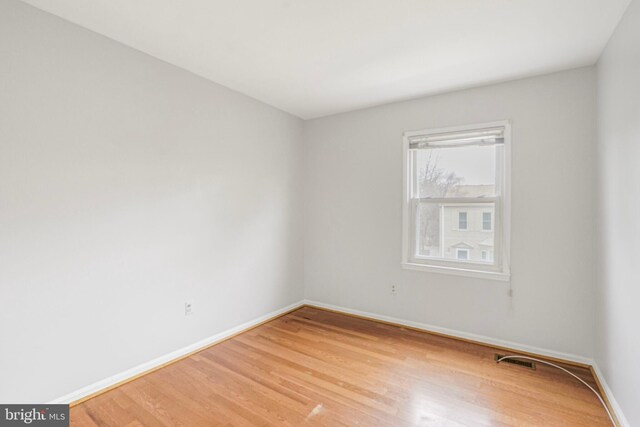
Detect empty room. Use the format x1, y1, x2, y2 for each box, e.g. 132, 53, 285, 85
1, 0, 639, 425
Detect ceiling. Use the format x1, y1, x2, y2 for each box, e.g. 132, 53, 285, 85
20, 0, 630, 119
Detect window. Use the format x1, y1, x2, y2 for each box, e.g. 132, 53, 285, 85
481, 250, 494, 262
458, 212, 468, 230
402, 121, 511, 281
456, 249, 469, 260
482, 212, 492, 231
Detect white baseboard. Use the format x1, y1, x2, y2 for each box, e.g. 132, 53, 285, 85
50, 300, 305, 405
303, 300, 593, 366
591, 363, 630, 427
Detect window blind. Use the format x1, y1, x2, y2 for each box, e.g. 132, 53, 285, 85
409, 127, 505, 149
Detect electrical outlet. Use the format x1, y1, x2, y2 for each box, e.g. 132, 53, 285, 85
391, 284, 398, 295
185, 301, 194, 316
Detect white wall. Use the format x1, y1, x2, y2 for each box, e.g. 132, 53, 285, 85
0, 0, 303, 403
304, 67, 597, 358
596, 0, 640, 424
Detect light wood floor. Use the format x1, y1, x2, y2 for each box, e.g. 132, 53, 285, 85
71, 306, 611, 426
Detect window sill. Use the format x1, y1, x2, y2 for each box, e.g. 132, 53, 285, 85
401, 262, 510, 282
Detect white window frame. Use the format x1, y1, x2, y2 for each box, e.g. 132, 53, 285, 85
401, 120, 511, 281
482, 211, 493, 231
456, 248, 470, 260
458, 212, 468, 230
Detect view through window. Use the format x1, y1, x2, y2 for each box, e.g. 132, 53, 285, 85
403, 122, 509, 277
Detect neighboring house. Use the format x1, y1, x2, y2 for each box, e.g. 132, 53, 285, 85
420, 185, 495, 263
441, 203, 494, 262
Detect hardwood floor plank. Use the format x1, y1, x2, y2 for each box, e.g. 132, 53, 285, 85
70, 306, 611, 426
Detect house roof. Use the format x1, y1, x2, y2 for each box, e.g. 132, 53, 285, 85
445, 185, 495, 198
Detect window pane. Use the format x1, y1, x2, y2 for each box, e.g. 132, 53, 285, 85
482, 212, 492, 230
414, 145, 497, 198
415, 202, 495, 263
458, 212, 467, 230
415, 202, 441, 258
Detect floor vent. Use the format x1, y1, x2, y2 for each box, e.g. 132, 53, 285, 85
495, 354, 536, 370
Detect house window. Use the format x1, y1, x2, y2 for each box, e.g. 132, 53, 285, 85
482, 212, 492, 230
458, 212, 468, 230
402, 121, 511, 280
456, 249, 469, 260
481, 250, 494, 262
